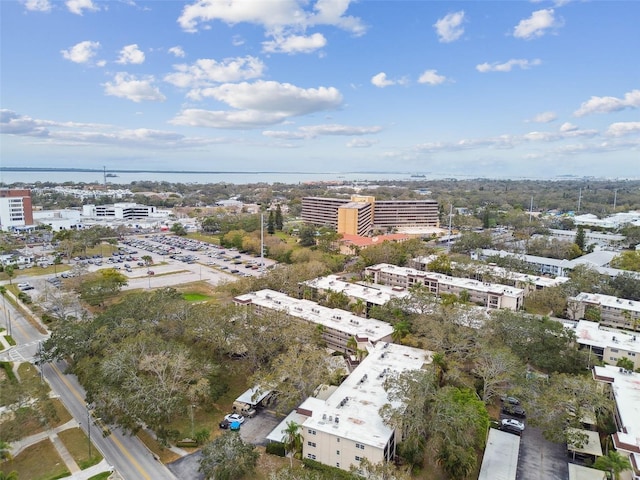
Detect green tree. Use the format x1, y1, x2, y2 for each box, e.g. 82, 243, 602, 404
199, 432, 259, 480
391, 321, 410, 343
275, 205, 284, 231
267, 210, 276, 235
77, 268, 128, 306
575, 226, 586, 251
427, 254, 452, 275
298, 224, 317, 247
4, 265, 14, 285
0, 439, 12, 461
281, 421, 303, 467
593, 450, 631, 480
141, 255, 153, 267
170, 222, 187, 236
611, 250, 640, 272
615, 357, 635, 371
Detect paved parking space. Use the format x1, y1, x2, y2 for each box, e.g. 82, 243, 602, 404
238, 411, 282, 446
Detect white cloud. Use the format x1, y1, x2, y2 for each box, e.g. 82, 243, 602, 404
178, 0, 365, 36
433, 11, 465, 43
347, 138, 377, 148
171, 80, 343, 129
116, 44, 145, 65
165, 56, 265, 89
103, 73, 166, 103
66, 0, 99, 15
168, 46, 186, 58
606, 122, 640, 137
528, 111, 557, 123
418, 70, 447, 86
232, 35, 245, 46
264, 123, 382, 139
476, 58, 542, 73
262, 32, 327, 54
61, 40, 101, 64
560, 122, 578, 132
574, 89, 640, 117
371, 72, 407, 88
23, 0, 51, 12
0, 109, 230, 149
513, 9, 559, 40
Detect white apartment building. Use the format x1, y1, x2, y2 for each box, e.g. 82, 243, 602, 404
592, 365, 640, 479
301, 275, 409, 317
573, 320, 640, 370
268, 342, 430, 472
568, 293, 640, 332
365, 263, 524, 311
0, 189, 33, 232
411, 255, 569, 295
233, 290, 394, 353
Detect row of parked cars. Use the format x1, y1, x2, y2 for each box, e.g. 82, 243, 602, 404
500, 396, 526, 436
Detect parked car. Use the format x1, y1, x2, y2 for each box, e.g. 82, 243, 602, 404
224, 413, 245, 424
501, 396, 520, 405
219, 418, 231, 429
18, 283, 34, 291
501, 418, 525, 432
502, 404, 526, 418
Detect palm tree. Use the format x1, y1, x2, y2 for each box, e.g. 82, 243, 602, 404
281, 421, 303, 467
392, 321, 410, 343
593, 450, 631, 480
346, 336, 358, 354
351, 298, 366, 317
0, 440, 12, 462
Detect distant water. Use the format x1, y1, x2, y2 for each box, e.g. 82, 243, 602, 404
0, 170, 437, 185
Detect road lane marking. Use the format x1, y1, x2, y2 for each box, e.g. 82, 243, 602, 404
49, 363, 152, 480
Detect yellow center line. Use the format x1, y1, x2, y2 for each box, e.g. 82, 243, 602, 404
49, 363, 152, 480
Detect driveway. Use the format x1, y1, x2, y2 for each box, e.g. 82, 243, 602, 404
517, 425, 568, 480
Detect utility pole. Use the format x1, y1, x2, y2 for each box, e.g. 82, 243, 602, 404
577, 188, 582, 213
260, 213, 265, 272
529, 196, 534, 222
447, 204, 453, 253
613, 189, 618, 210
87, 405, 92, 460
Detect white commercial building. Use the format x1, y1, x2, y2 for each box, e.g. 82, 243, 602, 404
82, 203, 159, 220
268, 342, 430, 472
233, 290, 394, 354
592, 365, 640, 479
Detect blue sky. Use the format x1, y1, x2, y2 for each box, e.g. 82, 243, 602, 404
1, 0, 639, 178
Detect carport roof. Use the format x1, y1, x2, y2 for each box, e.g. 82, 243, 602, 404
568, 464, 606, 480
567, 428, 603, 457
478, 428, 520, 480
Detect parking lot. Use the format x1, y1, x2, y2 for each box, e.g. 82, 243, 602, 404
516, 425, 568, 480
166, 410, 282, 480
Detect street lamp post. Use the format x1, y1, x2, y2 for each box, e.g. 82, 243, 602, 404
87, 404, 92, 460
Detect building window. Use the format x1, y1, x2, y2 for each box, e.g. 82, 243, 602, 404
308, 429, 316, 435
611, 348, 619, 353
336, 463, 340, 468
355, 443, 365, 450
307, 454, 316, 460
355, 456, 362, 462
307, 441, 316, 447
336, 450, 340, 455
336, 438, 340, 443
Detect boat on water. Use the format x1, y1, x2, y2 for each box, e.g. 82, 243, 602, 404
105, 173, 118, 177
410, 174, 426, 178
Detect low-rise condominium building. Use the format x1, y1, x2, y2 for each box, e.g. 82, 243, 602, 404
568, 292, 640, 332
365, 263, 524, 311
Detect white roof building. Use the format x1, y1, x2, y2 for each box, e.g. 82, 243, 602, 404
302, 275, 409, 308
478, 428, 520, 480
573, 320, 640, 370
569, 293, 640, 332
233, 289, 394, 353
592, 365, 640, 478
267, 342, 429, 471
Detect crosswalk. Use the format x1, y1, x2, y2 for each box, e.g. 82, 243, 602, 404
0, 340, 42, 362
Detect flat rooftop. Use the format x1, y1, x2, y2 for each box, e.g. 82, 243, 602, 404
234, 289, 394, 342
572, 292, 640, 314
573, 320, 640, 354
368, 263, 525, 298
303, 275, 409, 306
302, 342, 430, 449
478, 428, 520, 480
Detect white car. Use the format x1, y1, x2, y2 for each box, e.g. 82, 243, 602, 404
224, 413, 246, 425
501, 418, 525, 432
18, 283, 34, 291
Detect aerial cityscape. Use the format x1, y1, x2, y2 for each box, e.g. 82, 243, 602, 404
1, 1, 640, 480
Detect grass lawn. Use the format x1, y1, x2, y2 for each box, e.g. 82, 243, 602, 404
136, 429, 181, 464
0, 439, 69, 480
57, 427, 103, 470
181, 293, 211, 302
87, 473, 112, 480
